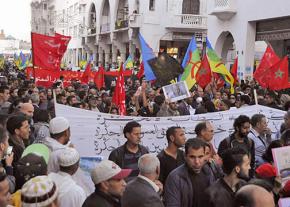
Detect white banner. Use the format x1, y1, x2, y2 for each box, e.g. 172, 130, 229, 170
55, 103, 285, 159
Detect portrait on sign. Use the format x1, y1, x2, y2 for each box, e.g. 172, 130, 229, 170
163, 81, 191, 102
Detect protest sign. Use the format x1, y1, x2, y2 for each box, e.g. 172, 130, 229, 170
163, 81, 191, 102
279, 198, 290, 207
273, 146, 290, 184
55, 103, 285, 159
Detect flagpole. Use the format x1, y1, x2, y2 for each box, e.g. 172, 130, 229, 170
30, 32, 36, 83
253, 89, 258, 105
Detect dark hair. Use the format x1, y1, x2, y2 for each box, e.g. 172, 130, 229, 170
262, 140, 283, 163
248, 179, 273, 192
185, 138, 206, 155
154, 95, 165, 106
221, 148, 248, 175
166, 126, 182, 143
50, 129, 68, 140
233, 115, 250, 131
240, 95, 251, 105
194, 122, 207, 136
6, 115, 27, 135
250, 114, 265, 127
123, 121, 141, 138
235, 186, 256, 207
0, 113, 8, 127
0, 85, 9, 94
284, 101, 290, 111
34, 110, 50, 123
280, 129, 290, 146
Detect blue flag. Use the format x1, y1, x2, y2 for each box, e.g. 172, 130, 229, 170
138, 33, 156, 81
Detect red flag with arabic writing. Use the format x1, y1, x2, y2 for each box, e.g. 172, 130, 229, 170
31, 32, 70, 71
112, 64, 126, 115
196, 55, 212, 89
55, 33, 71, 56
94, 66, 105, 89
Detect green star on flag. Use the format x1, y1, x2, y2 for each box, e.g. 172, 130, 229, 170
275, 69, 284, 79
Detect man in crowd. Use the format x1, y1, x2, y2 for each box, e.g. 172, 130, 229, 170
218, 115, 255, 177
49, 148, 86, 207
42, 116, 94, 195
0, 171, 11, 207
109, 121, 148, 179
21, 176, 58, 207
277, 111, 290, 138
0, 86, 10, 114
164, 138, 214, 207
204, 148, 250, 206
19, 102, 35, 145
235, 184, 275, 207
122, 154, 164, 207
248, 114, 272, 166
6, 115, 30, 166
157, 126, 185, 184
83, 160, 131, 207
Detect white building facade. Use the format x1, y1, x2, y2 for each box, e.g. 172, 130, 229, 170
31, 0, 208, 70
207, 0, 290, 80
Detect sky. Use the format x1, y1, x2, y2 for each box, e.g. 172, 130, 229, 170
0, 0, 32, 41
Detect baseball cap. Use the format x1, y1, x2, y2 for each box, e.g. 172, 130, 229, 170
16, 154, 48, 189
49, 117, 69, 134
91, 160, 132, 184
21, 176, 57, 207
58, 148, 80, 167
255, 163, 277, 178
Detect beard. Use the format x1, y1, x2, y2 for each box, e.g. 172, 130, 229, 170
238, 130, 248, 139
237, 170, 250, 181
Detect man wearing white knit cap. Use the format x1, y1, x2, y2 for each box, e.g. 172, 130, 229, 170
49, 148, 86, 207
41, 116, 94, 195
83, 160, 132, 207
21, 175, 58, 207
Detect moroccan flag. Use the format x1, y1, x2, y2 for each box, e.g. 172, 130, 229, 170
253, 45, 280, 88
112, 64, 126, 115
180, 36, 201, 90
206, 38, 235, 93
263, 56, 290, 90
81, 56, 93, 83
196, 55, 212, 89
136, 62, 144, 79
31, 32, 64, 71
230, 58, 238, 84
94, 66, 105, 89
138, 33, 156, 81
213, 73, 225, 89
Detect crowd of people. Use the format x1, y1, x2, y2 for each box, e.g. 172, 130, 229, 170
0, 61, 289, 206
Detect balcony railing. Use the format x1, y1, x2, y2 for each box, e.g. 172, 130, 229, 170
210, 0, 237, 20
100, 23, 110, 33
166, 14, 207, 31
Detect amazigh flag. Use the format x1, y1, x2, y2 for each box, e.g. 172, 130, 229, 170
124, 55, 134, 69
180, 36, 201, 90
206, 38, 235, 93
138, 33, 156, 81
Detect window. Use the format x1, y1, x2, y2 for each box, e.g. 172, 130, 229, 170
43, 3, 47, 10
149, 0, 155, 11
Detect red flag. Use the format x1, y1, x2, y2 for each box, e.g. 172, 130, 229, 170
136, 62, 144, 79
112, 64, 126, 115
213, 73, 225, 89
94, 66, 105, 89
230, 58, 238, 84
263, 56, 290, 90
31, 33, 62, 71
196, 56, 212, 89
254, 45, 280, 88
55, 33, 71, 56
81, 62, 91, 83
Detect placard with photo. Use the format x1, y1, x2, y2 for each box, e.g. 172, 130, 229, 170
162, 81, 191, 102
272, 146, 290, 184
